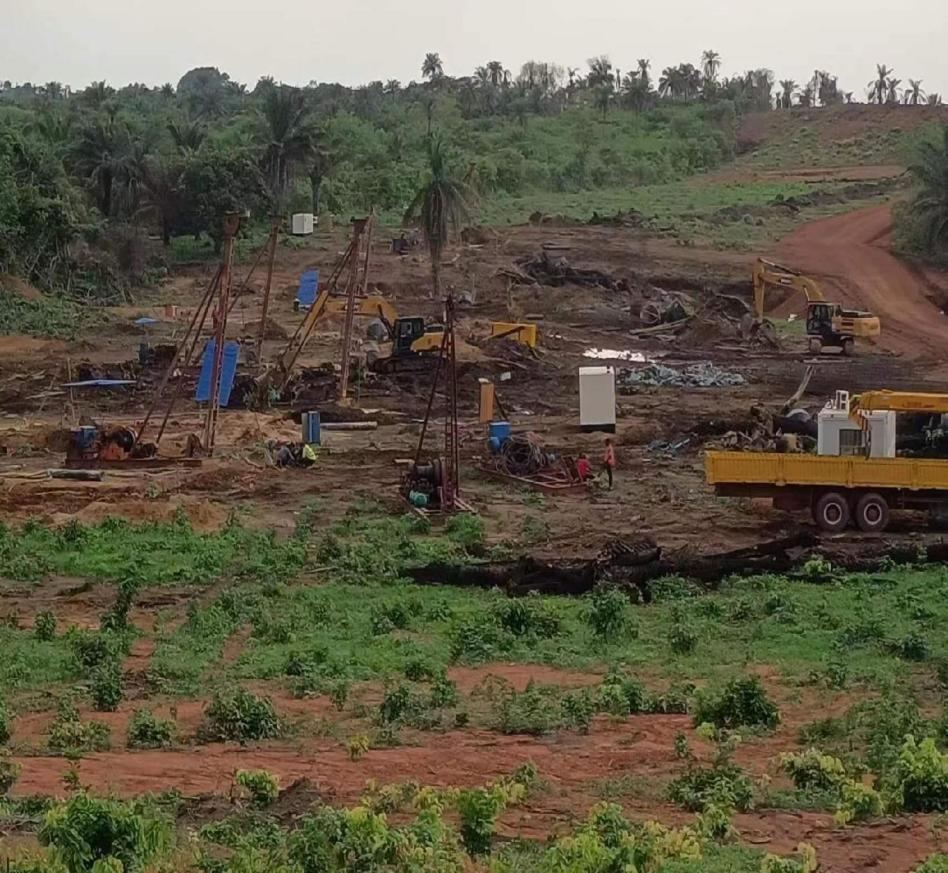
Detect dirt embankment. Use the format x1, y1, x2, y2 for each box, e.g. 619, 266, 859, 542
774, 204, 948, 363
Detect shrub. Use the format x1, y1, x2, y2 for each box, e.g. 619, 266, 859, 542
0, 750, 20, 794
668, 759, 754, 813
693, 677, 780, 731
498, 682, 559, 736
404, 657, 440, 682
762, 844, 819, 873
90, 661, 123, 713
669, 620, 698, 655
448, 614, 512, 664
34, 611, 57, 641
587, 587, 629, 640
48, 700, 111, 756
378, 684, 424, 726
69, 631, 124, 674
457, 787, 505, 856
781, 749, 847, 791
446, 514, 486, 551
891, 632, 931, 662
915, 856, 948, 873
835, 779, 883, 825
38, 792, 172, 873
200, 688, 280, 743
596, 673, 650, 717
0, 696, 9, 744
235, 769, 280, 807
346, 735, 370, 761
126, 710, 175, 750
887, 736, 948, 812
562, 690, 597, 733
493, 596, 561, 639
429, 675, 459, 709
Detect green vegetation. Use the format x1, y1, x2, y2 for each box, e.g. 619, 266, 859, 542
893, 125, 948, 260
235, 769, 280, 808
126, 709, 175, 750
199, 687, 281, 743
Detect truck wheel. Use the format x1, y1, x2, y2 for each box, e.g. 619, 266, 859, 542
808, 338, 823, 355
813, 491, 851, 533
855, 492, 890, 533
842, 339, 855, 357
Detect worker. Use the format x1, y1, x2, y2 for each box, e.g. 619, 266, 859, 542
301, 443, 317, 468
576, 453, 592, 482
603, 438, 616, 490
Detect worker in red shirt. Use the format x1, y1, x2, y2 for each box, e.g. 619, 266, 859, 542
603, 438, 616, 490
575, 453, 591, 483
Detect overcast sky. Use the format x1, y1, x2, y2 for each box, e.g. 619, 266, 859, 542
4, 0, 946, 98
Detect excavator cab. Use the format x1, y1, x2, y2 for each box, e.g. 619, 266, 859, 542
392, 317, 427, 356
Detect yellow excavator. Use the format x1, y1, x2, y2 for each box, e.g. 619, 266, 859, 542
753, 258, 881, 356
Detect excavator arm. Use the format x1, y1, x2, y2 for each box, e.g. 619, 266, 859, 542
753, 258, 826, 319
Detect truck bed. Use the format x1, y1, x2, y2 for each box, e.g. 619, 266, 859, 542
705, 451, 948, 492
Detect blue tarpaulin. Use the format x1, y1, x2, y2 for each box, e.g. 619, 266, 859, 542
195, 340, 240, 407
296, 270, 319, 308
133, 316, 158, 327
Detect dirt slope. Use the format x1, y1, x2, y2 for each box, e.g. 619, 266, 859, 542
775, 204, 948, 361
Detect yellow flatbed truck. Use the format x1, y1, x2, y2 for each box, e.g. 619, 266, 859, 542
706, 451, 948, 533
705, 390, 948, 533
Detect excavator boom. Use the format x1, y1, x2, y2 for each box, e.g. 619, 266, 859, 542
753, 258, 826, 318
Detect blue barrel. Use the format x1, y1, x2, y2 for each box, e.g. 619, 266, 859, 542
76, 426, 99, 449
302, 411, 321, 445
488, 421, 511, 444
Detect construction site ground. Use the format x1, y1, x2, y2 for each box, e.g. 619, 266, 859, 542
4, 113, 948, 872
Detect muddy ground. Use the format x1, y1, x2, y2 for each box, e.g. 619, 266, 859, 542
3, 150, 948, 871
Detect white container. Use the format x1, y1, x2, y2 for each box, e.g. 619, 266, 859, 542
818, 407, 896, 458
579, 366, 617, 433
291, 213, 314, 236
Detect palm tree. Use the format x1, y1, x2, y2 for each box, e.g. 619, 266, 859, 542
404, 138, 471, 301
622, 72, 651, 112
422, 53, 444, 82
258, 85, 315, 208
886, 77, 902, 104
159, 83, 175, 98
905, 80, 925, 105
779, 80, 797, 109
138, 158, 183, 246
701, 50, 721, 84
637, 59, 652, 92
595, 84, 613, 119
587, 56, 613, 89
907, 127, 948, 253
868, 64, 892, 105
798, 84, 815, 108
167, 118, 205, 155
384, 79, 401, 96
487, 61, 507, 87
71, 114, 134, 218
81, 80, 115, 109
928, 94, 943, 106
474, 66, 491, 86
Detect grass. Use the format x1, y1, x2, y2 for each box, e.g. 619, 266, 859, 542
6, 509, 948, 867
0, 290, 105, 339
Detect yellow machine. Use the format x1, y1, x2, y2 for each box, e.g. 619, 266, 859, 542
753, 258, 881, 356
707, 389, 948, 533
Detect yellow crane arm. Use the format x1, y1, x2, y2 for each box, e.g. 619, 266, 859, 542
753, 258, 826, 318
852, 391, 948, 416
324, 296, 398, 327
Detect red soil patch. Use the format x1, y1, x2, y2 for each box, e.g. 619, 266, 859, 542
448, 663, 604, 694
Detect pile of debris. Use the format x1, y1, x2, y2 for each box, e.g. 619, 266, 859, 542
588, 209, 647, 228
502, 252, 631, 292
618, 362, 746, 390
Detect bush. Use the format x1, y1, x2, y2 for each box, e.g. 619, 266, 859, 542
235, 769, 280, 807
887, 736, 948, 812
498, 682, 559, 736
346, 734, 370, 761
493, 596, 561, 639
891, 632, 931, 662
48, 700, 111, 756
596, 673, 650, 717
835, 779, 883, 825
90, 661, 123, 712
781, 749, 847, 791
915, 856, 948, 873
0, 696, 9, 745
446, 514, 486, 551
38, 792, 172, 873
562, 690, 596, 733
668, 759, 754, 813
693, 677, 780, 731
457, 787, 505, 856
762, 844, 819, 873
126, 710, 175, 750
448, 614, 512, 664
34, 611, 57, 641
0, 750, 20, 794
586, 587, 629, 640
669, 621, 699, 655
200, 688, 280, 743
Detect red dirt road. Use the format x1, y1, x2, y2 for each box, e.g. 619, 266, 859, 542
776, 205, 948, 362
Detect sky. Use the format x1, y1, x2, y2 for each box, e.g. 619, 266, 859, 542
3, 0, 947, 98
